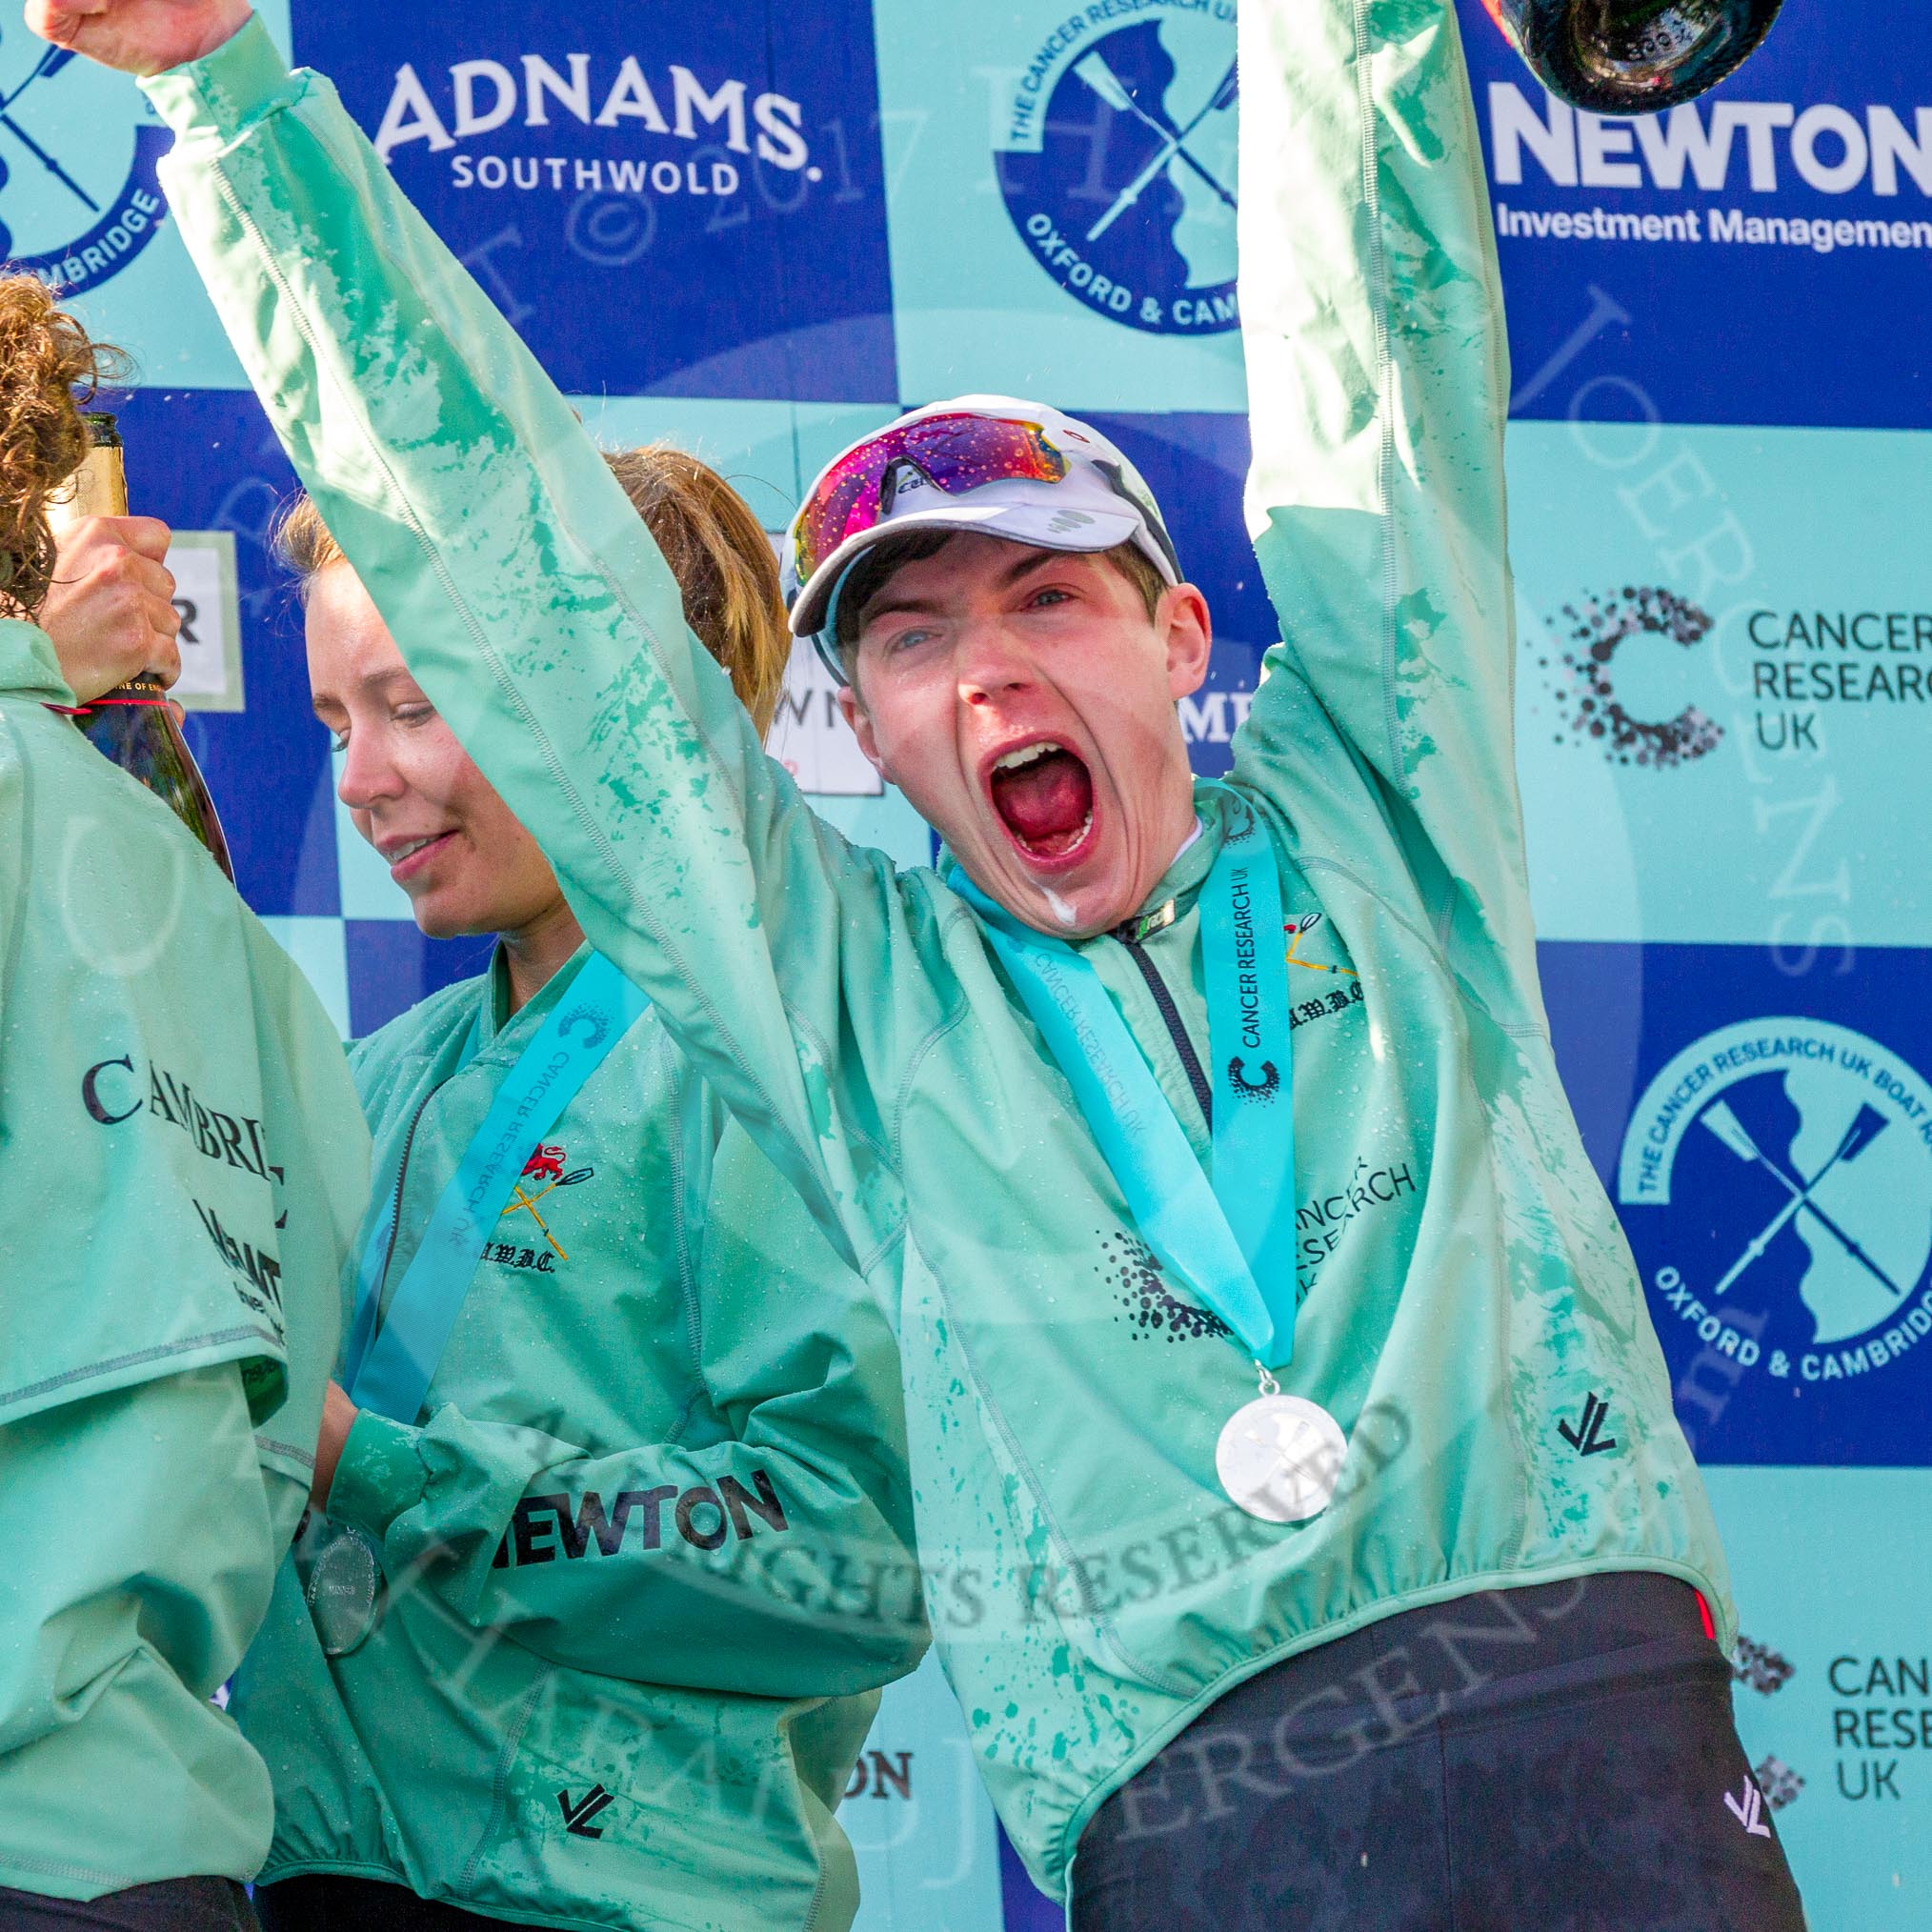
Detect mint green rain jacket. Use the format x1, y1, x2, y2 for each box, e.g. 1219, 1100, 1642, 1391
0, 621, 362, 1899
230, 944, 923, 1932
149, 0, 1731, 1902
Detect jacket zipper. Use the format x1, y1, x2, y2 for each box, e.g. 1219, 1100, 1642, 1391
1117, 936, 1213, 1131
372, 1073, 452, 1309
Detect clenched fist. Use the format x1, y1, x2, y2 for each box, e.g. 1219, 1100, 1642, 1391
42, 513, 183, 703
23, 0, 250, 77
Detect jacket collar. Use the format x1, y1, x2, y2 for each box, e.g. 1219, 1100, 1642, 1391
1108, 782, 1227, 944
478, 937, 594, 1052
0, 619, 77, 707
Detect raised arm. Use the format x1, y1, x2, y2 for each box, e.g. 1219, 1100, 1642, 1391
1232, 0, 1538, 1004
116, 14, 933, 1265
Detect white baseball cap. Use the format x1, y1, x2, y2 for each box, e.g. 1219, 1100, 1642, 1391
782, 395, 1182, 673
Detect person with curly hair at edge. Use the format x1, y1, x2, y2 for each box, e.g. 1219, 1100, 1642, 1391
0, 274, 368, 1928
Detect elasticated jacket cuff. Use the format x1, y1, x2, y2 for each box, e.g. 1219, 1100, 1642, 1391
327, 1410, 429, 1538
140, 11, 294, 140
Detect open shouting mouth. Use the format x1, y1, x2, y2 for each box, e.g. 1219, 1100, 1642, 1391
987, 739, 1097, 868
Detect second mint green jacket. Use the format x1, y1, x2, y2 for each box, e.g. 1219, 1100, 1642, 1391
231, 949, 924, 1931
0, 620, 361, 1899
150, 1, 1731, 1902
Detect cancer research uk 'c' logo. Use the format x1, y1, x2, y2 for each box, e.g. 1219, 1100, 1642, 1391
1538, 586, 1723, 770
996, 7, 1238, 336
0, 44, 170, 296
1617, 1019, 1932, 1388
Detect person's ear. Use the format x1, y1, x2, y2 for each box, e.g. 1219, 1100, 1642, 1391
1160, 583, 1213, 699
837, 682, 890, 780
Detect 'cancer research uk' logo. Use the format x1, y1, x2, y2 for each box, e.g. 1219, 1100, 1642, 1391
0, 42, 170, 296
1538, 586, 1723, 770
996, 7, 1238, 335
1618, 1019, 1932, 1388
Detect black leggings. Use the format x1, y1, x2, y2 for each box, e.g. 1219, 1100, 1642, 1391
0, 1882, 257, 1932
253, 1877, 517, 1932
1072, 1573, 1807, 1932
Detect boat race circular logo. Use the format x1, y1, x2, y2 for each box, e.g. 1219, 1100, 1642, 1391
996, 6, 1238, 336
1617, 1018, 1932, 1387
0, 40, 170, 295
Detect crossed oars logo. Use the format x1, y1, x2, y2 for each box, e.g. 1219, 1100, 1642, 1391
501, 1143, 592, 1262
1699, 1097, 1900, 1298
0, 40, 96, 213
1284, 911, 1358, 979
1071, 48, 1238, 243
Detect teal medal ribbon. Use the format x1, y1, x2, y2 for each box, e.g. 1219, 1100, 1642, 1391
948, 793, 1298, 1367
316, 953, 648, 1657
344, 950, 649, 1423
950, 796, 1346, 1522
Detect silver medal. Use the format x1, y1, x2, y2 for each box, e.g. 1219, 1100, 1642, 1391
306, 1524, 382, 1658
1216, 1375, 1348, 1523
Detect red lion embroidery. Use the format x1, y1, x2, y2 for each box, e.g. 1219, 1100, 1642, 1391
521, 1143, 566, 1184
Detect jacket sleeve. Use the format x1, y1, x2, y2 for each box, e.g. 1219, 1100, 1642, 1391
0, 699, 299, 1433
141, 19, 932, 1275
328, 1122, 926, 1700
1232, 0, 1539, 1013
0, 1367, 281, 1761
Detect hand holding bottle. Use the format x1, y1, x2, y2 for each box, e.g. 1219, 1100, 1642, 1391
48, 415, 232, 875
41, 512, 181, 705
23, 0, 250, 75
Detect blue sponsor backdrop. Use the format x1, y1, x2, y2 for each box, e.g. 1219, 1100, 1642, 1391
296, 1, 898, 401
39, 0, 1932, 1923
1545, 944, 1932, 1468
1466, 8, 1931, 429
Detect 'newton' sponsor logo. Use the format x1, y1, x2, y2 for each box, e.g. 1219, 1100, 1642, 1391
1488, 85, 1932, 257
1491, 87, 1932, 200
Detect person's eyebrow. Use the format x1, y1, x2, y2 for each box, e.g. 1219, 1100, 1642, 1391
998, 549, 1063, 588
860, 588, 945, 626
312, 664, 421, 717
860, 547, 1077, 634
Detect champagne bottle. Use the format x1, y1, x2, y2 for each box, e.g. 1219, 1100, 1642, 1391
50, 413, 234, 878
1484, 0, 1785, 112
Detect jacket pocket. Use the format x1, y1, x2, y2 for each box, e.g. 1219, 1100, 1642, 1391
462, 1664, 834, 1931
